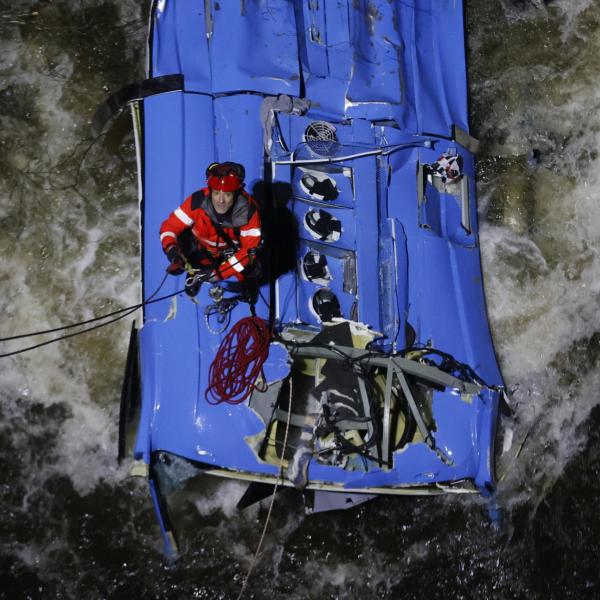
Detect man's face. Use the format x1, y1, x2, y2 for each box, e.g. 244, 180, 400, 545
211, 189, 235, 214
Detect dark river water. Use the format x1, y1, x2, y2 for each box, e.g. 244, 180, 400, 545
1, 1, 600, 598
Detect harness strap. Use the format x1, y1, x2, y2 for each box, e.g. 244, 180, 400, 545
212, 220, 241, 252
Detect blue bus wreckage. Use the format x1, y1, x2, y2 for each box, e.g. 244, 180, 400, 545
108, 0, 506, 555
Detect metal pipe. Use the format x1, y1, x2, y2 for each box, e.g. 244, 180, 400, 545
273, 140, 434, 166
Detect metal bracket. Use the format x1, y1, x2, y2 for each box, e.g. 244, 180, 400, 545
452, 124, 480, 154
392, 365, 453, 466
284, 342, 477, 467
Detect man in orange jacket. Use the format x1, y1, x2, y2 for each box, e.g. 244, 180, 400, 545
160, 162, 261, 294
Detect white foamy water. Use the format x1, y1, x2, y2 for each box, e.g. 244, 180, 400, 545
0, 1, 143, 508
473, 0, 600, 506
1, 0, 600, 597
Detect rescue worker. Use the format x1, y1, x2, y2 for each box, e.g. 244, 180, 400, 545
160, 162, 261, 294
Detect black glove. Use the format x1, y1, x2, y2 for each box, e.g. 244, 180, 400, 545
166, 245, 185, 275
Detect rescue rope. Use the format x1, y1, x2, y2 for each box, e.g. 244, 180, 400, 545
0, 274, 177, 359
0, 248, 253, 345
0, 274, 176, 343
205, 316, 271, 405
236, 378, 293, 600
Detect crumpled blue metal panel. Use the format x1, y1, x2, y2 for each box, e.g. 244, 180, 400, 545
295, 0, 351, 118
412, 0, 470, 134
299, 0, 409, 122
150, 0, 211, 90
139, 288, 277, 474
296, 0, 468, 131
212, 95, 264, 187
345, 2, 405, 111
352, 155, 382, 330
150, 0, 469, 132
151, 0, 300, 96
379, 217, 408, 349
475, 389, 500, 491
383, 141, 502, 389
210, 0, 300, 96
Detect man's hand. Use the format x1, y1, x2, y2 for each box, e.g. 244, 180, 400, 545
166, 245, 185, 275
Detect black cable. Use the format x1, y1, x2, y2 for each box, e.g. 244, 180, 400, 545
258, 288, 270, 310
399, 346, 490, 387
0, 273, 178, 342
261, 152, 276, 331
0, 245, 265, 357
321, 406, 380, 463
1, 232, 265, 344
0, 274, 180, 359
0, 306, 142, 359
279, 335, 490, 395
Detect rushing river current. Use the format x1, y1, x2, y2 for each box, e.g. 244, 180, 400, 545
1, 1, 600, 598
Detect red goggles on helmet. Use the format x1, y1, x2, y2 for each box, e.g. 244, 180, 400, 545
206, 162, 245, 192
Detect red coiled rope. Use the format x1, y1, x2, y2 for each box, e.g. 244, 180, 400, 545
205, 316, 271, 405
